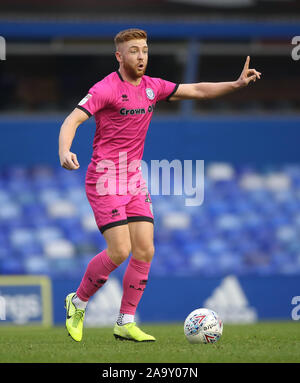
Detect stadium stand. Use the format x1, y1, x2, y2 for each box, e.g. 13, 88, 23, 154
1, 163, 300, 278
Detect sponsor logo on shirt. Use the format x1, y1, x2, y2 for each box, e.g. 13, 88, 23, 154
146, 88, 155, 100
78, 93, 92, 106
119, 104, 155, 116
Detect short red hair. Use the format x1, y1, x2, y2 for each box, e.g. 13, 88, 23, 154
114, 28, 147, 48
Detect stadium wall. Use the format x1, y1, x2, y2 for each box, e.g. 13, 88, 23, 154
0, 116, 300, 167
51, 274, 300, 325
0, 274, 299, 325
1, 20, 299, 39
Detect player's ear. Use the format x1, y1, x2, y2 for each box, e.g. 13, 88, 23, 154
115, 50, 122, 64
115, 42, 125, 64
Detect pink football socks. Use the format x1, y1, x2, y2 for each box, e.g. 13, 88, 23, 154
76, 249, 118, 301
119, 257, 151, 315
76, 250, 151, 321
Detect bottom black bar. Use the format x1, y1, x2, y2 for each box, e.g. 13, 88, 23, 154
0, 363, 299, 381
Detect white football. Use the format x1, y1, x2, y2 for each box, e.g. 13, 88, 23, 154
184, 308, 223, 344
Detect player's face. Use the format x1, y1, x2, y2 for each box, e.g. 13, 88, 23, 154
117, 39, 148, 79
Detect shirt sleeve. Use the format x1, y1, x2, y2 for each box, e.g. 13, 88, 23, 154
155, 78, 179, 102
76, 81, 111, 117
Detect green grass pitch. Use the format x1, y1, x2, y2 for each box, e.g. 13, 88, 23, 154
0, 321, 299, 363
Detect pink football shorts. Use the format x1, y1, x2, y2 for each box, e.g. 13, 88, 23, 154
85, 179, 154, 234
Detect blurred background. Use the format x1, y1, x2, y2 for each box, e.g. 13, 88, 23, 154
0, 0, 300, 326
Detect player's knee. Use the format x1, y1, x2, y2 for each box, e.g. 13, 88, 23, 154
108, 244, 131, 265
133, 243, 155, 263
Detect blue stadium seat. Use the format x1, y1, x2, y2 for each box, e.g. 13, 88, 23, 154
0, 163, 299, 277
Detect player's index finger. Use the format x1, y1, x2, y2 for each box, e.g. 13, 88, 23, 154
243, 56, 250, 70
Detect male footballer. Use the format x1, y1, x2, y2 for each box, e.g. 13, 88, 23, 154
59, 28, 261, 342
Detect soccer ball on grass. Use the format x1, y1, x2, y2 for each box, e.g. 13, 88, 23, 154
184, 308, 223, 344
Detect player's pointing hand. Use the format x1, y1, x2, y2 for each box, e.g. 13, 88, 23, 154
237, 56, 262, 87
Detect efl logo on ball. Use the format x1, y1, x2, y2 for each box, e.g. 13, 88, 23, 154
184, 308, 223, 344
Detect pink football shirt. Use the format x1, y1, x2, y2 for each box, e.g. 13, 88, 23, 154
77, 71, 178, 184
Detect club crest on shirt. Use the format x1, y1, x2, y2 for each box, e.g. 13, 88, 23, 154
78, 93, 92, 106
145, 88, 155, 100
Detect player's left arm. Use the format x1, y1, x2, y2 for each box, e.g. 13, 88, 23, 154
169, 56, 261, 101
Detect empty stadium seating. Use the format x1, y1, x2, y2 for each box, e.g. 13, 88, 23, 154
1, 163, 300, 278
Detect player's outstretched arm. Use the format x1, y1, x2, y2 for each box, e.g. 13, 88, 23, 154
58, 108, 89, 170
169, 56, 261, 101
